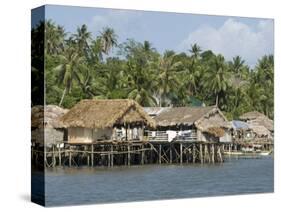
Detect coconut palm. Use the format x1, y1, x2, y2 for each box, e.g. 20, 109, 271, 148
204, 54, 230, 107
99, 27, 117, 54
189, 43, 202, 59
53, 47, 85, 106
45, 20, 66, 54
157, 50, 182, 106
73, 24, 91, 55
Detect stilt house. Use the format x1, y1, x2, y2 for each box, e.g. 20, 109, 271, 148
60, 99, 156, 144
145, 106, 231, 143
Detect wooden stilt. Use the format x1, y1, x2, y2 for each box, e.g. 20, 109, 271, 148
128, 144, 131, 166
159, 144, 162, 164
180, 143, 183, 164
211, 144, 215, 163
150, 144, 153, 164
52, 145, 56, 167
111, 145, 114, 167
91, 144, 94, 167
58, 144, 61, 166
192, 143, 196, 163
69, 146, 72, 167
141, 144, 145, 165
87, 147, 90, 166
169, 144, 172, 164
200, 144, 203, 164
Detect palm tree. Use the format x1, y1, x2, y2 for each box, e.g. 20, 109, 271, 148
73, 24, 92, 55
53, 47, 84, 106
204, 54, 230, 107
45, 20, 66, 54
189, 43, 202, 59
157, 50, 182, 106
99, 27, 117, 54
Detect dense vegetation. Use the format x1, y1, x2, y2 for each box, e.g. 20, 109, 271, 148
32, 20, 274, 120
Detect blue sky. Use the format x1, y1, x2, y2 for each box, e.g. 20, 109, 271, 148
43, 5, 274, 67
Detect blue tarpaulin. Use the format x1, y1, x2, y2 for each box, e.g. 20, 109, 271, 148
231, 120, 249, 130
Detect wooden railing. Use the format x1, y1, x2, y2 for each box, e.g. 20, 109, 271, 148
147, 131, 168, 142
146, 130, 197, 142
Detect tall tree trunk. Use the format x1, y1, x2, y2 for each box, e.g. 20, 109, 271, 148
216, 94, 219, 107
59, 88, 66, 106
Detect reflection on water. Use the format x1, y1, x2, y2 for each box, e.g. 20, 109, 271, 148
33, 156, 273, 206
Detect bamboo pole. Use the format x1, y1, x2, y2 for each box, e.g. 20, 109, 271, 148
169, 144, 172, 164
69, 146, 72, 167
91, 144, 94, 167
180, 143, 183, 164
211, 144, 215, 163
52, 145, 56, 167
141, 144, 144, 165
159, 144, 162, 164
200, 144, 203, 164
128, 144, 131, 166
111, 145, 114, 167
192, 143, 196, 163
58, 144, 61, 166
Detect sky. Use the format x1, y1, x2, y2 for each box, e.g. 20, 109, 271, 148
41, 4, 274, 67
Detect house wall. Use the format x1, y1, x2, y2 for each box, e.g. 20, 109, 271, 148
197, 130, 207, 142
68, 127, 113, 144
220, 130, 232, 143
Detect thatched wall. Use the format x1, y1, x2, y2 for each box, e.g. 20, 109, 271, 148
31, 105, 68, 146
31, 105, 68, 129
31, 128, 65, 146
68, 127, 113, 144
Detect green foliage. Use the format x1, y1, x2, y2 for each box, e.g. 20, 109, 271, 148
31, 20, 274, 120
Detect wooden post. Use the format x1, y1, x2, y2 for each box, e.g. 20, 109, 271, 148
52, 145, 56, 167
69, 146, 72, 167
159, 144, 162, 164
128, 144, 131, 166
58, 144, 61, 166
44, 146, 47, 167
218, 145, 223, 162
150, 144, 153, 164
200, 143, 203, 164
180, 143, 183, 164
186, 145, 189, 164
192, 143, 196, 163
211, 144, 215, 163
141, 144, 145, 165
91, 144, 94, 167
169, 144, 172, 164
111, 145, 114, 167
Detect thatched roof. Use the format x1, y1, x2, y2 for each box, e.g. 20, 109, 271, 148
31, 105, 69, 129
239, 111, 266, 120
154, 106, 230, 133
248, 124, 271, 137
240, 111, 273, 132
61, 99, 156, 129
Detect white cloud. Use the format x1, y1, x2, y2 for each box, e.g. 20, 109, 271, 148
179, 18, 274, 66
89, 10, 144, 40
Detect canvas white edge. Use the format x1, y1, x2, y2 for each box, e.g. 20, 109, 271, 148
0, 0, 280, 211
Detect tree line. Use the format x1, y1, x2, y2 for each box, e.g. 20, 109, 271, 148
31, 20, 274, 120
